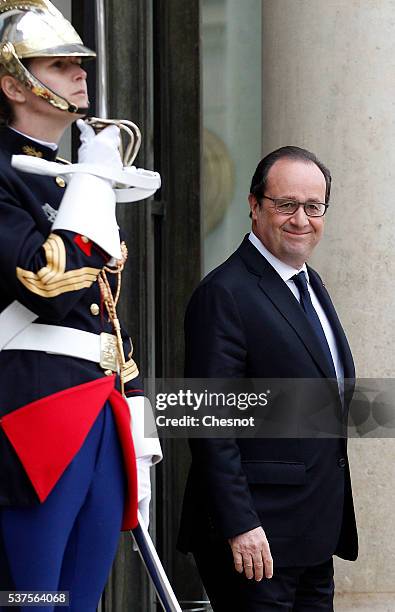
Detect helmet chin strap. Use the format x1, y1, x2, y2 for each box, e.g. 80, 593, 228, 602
0, 42, 90, 115
30, 77, 90, 115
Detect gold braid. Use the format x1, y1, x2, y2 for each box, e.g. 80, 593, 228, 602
98, 241, 129, 396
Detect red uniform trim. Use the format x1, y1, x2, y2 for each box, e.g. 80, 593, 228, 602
108, 389, 138, 530
73, 234, 93, 256
125, 388, 144, 396
0, 376, 138, 530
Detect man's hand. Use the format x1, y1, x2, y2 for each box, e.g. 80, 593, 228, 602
228, 526, 273, 581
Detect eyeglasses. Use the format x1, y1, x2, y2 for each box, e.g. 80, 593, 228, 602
262, 196, 329, 217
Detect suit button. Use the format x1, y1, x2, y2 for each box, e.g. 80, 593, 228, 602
338, 457, 346, 468
90, 303, 100, 316
55, 176, 66, 188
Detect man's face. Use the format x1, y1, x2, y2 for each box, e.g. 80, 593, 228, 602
27, 56, 89, 113
249, 158, 326, 269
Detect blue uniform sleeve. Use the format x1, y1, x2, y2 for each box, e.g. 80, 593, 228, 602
120, 327, 145, 398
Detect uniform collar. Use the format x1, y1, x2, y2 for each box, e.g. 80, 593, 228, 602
10, 127, 58, 151
0, 125, 58, 161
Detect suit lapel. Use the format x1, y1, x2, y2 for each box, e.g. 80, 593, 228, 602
238, 237, 338, 380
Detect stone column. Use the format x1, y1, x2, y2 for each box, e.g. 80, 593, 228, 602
261, 0, 395, 607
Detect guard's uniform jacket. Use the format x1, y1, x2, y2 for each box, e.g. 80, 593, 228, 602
0, 126, 142, 526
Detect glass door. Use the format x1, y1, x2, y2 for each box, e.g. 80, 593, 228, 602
202, 0, 262, 274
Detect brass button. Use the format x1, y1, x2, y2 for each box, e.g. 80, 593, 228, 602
55, 176, 66, 188
104, 369, 113, 376
90, 303, 100, 316
81, 236, 89, 244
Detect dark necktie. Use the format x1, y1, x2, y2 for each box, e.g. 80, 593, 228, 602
292, 271, 336, 376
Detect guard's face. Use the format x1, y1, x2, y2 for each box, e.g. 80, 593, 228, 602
28, 56, 89, 112
249, 158, 326, 269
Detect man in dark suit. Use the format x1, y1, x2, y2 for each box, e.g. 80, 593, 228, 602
178, 146, 358, 611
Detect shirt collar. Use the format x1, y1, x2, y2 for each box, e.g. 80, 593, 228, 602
248, 231, 309, 283
9, 126, 58, 151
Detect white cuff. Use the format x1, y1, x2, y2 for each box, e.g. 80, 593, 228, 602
52, 173, 121, 260
137, 456, 152, 528
127, 396, 162, 464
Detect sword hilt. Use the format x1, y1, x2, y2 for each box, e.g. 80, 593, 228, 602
85, 116, 142, 167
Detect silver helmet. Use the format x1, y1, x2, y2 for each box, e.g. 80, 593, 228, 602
0, 0, 96, 113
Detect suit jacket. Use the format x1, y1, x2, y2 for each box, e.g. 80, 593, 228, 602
178, 235, 358, 567
0, 126, 143, 506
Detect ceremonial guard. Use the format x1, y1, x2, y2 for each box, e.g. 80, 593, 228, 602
0, 1, 162, 609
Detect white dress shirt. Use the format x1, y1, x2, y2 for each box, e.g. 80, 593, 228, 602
248, 232, 344, 388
